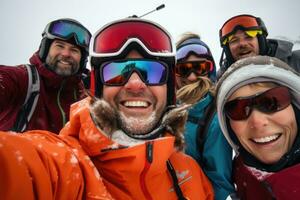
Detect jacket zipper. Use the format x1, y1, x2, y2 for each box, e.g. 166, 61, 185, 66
57, 80, 66, 126
140, 141, 153, 200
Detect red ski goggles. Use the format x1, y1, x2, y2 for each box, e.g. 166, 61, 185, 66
175, 60, 213, 77
220, 15, 265, 46
176, 44, 211, 60
100, 59, 168, 86
225, 87, 291, 120
45, 19, 91, 50
90, 19, 175, 58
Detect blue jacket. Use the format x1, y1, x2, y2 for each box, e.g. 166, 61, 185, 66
184, 93, 235, 200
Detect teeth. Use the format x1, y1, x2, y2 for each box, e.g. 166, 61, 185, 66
60, 60, 71, 65
124, 101, 148, 107
240, 51, 251, 55
253, 134, 280, 143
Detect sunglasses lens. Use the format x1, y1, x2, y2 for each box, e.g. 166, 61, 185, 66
94, 21, 172, 54
255, 87, 291, 113
176, 61, 212, 77
176, 44, 210, 60
50, 20, 91, 48
101, 60, 168, 86
225, 98, 250, 120
245, 30, 262, 38
225, 87, 291, 120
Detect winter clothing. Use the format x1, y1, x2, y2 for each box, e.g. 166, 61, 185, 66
216, 55, 300, 199
217, 38, 300, 79
0, 97, 214, 200
184, 93, 234, 200
233, 153, 300, 199
0, 53, 86, 133
268, 39, 300, 72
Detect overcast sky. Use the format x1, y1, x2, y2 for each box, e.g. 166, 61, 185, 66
1, 0, 300, 68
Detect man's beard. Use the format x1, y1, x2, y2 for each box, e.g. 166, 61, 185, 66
116, 110, 161, 136
46, 55, 80, 76
113, 91, 164, 136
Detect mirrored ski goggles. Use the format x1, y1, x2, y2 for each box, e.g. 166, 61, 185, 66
220, 15, 263, 45
222, 29, 263, 46
224, 87, 291, 121
90, 19, 175, 57
46, 19, 91, 50
176, 44, 211, 60
175, 60, 213, 77
100, 59, 168, 86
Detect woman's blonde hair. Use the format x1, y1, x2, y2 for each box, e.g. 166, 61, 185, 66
176, 76, 215, 105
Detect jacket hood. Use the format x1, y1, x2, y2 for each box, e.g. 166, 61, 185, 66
60, 97, 189, 156
216, 55, 300, 153
268, 39, 294, 60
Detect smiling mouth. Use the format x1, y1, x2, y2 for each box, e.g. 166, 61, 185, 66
59, 60, 72, 65
239, 50, 252, 56
122, 100, 150, 108
251, 133, 281, 144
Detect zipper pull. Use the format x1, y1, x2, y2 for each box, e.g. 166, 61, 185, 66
146, 142, 153, 163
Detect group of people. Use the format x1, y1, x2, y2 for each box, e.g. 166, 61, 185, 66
0, 13, 299, 200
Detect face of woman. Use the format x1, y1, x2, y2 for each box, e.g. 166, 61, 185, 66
176, 55, 208, 89
227, 84, 298, 164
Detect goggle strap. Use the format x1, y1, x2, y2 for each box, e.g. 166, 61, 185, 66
90, 69, 96, 96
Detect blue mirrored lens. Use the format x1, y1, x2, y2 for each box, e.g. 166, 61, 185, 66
50, 21, 91, 47
102, 60, 168, 85
176, 44, 210, 60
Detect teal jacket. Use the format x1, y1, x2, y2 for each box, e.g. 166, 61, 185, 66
184, 93, 235, 200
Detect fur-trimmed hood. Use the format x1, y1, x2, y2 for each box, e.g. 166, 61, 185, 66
216, 55, 300, 153
61, 97, 190, 154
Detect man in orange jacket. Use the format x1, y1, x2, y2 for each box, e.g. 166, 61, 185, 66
0, 18, 214, 200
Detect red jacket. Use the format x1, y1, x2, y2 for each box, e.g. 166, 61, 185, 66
0, 98, 214, 200
0, 52, 85, 133
234, 156, 300, 199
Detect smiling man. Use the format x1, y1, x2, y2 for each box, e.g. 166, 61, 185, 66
0, 18, 91, 133
0, 18, 214, 200
46, 40, 82, 76
101, 49, 167, 136
217, 14, 300, 79
216, 55, 300, 199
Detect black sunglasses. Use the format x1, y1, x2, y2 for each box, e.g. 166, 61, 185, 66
224, 86, 291, 120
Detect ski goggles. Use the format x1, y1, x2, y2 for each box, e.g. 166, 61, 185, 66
100, 59, 168, 86
176, 44, 211, 60
90, 19, 175, 58
220, 15, 264, 46
175, 60, 213, 77
222, 29, 263, 46
45, 19, 91, 50
224, 87, 291, 121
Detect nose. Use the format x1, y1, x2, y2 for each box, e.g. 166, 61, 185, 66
187, 72, 198, 81
238, 37, 249, 47
247, 109, 269, 129
124, 72, 146, 91
60, 47, 72, 57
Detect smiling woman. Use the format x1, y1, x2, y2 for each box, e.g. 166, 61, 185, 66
216, 55, 300, 199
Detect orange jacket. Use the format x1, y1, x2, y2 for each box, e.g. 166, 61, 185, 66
0, 98, 214, 200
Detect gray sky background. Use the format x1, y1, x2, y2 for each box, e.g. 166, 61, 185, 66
1, 0, 300, 69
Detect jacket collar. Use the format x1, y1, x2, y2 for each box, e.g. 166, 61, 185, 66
60, 98, 183, 157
